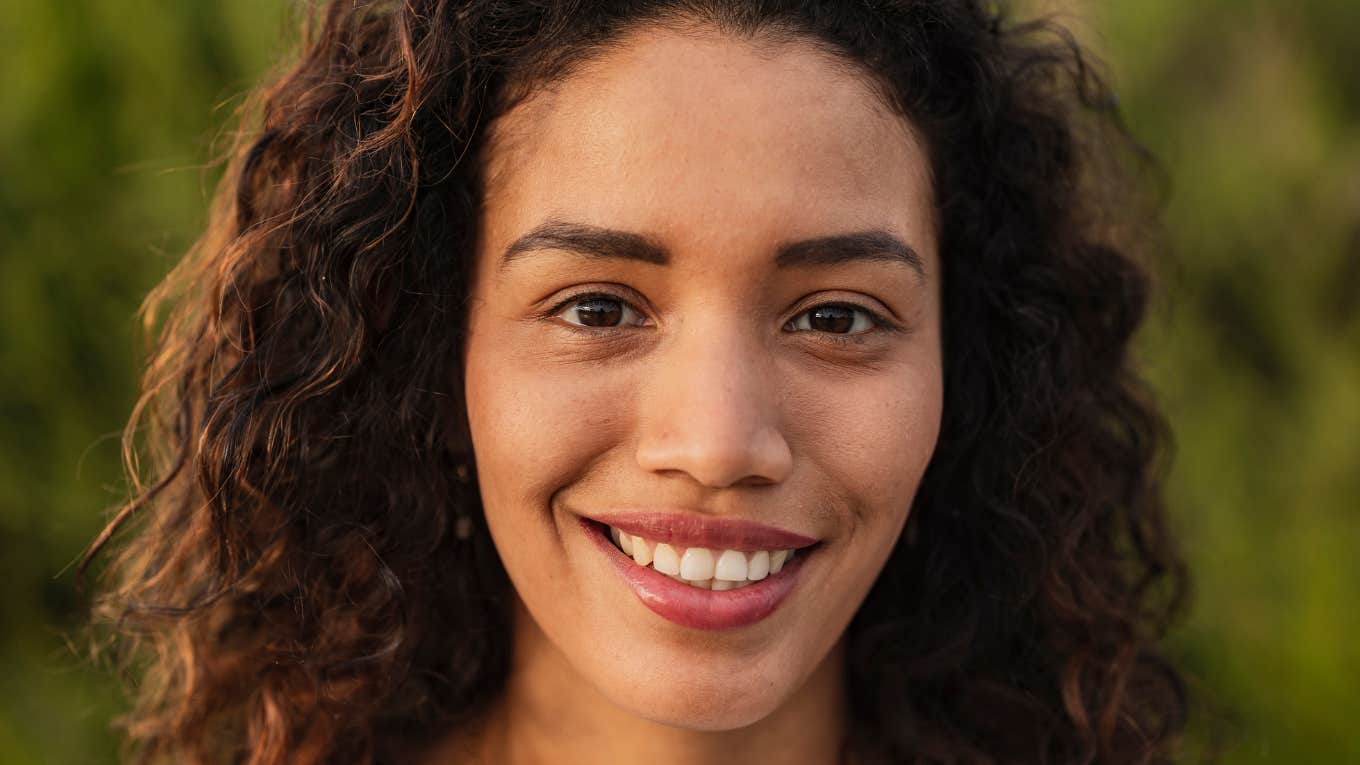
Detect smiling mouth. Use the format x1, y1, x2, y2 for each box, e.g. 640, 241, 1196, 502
586, 519, 809, 590
581, 516, 820, 630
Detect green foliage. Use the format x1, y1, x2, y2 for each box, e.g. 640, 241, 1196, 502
0, 1, 1353, 762
1086, 2, 1360, 761
0, 2, 293, 761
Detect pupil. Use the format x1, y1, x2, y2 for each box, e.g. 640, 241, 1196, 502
810, 305, 853, 333
575, 299, 622, 327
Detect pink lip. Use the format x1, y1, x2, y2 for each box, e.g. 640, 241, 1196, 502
579, 516, 812, 630
581, 510, 818, 551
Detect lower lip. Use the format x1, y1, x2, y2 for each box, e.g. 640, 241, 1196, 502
579, 517, 812, 630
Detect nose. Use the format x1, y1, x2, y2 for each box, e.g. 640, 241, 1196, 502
634, 322, 794, 488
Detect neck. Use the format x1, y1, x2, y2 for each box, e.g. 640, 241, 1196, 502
432, 595, 851, 765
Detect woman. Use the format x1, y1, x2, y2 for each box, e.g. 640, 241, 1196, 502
82, 1, 1190, 763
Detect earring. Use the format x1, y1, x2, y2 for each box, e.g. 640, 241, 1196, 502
454, 461, 474, 540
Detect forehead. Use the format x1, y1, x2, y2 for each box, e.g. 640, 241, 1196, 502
478, 24, 936, 270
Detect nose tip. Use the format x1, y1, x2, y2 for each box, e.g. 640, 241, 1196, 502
634, 337, 793, 489
637, 422, 793, 488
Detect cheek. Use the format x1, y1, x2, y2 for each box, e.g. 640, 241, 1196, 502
463, 336, 634, 520
463, 333, 645, 665
862, 377, 941, 499
789, 361, 942, 534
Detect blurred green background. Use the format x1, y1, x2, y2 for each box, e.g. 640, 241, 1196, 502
0, 1, 1355, 762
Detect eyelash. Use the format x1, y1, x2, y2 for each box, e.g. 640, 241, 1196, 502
541, 289, 898, 346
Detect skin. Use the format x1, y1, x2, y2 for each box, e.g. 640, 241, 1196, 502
448, 21, 943, 765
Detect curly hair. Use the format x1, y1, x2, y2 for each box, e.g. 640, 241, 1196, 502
81, 1, 1190, 763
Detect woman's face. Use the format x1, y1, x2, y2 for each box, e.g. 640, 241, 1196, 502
463, 24, 942, 729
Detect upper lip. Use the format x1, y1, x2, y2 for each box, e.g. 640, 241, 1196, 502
578, 508, 820, 551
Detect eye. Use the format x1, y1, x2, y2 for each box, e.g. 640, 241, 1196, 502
544, 291, 895, 341
785, 303, 884, 336
550, 291, 649, 329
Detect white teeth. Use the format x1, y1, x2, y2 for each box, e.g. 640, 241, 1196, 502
605, 525, 801, 590
679, 547, 715, 580
769, 549, 788, 574
714, 549, 748, 581
631, 536, 652, 566
652, 543, 681, 576
747, 550, 770, 580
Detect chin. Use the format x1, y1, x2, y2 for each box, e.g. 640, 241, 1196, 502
593, 658, 796, 731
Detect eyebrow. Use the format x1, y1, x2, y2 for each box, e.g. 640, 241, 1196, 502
499, 219, 926, 277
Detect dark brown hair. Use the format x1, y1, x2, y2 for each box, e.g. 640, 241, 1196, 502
83, 1, 1190, 762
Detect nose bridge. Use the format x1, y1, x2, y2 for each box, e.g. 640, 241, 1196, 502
634, 311, 793, 488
